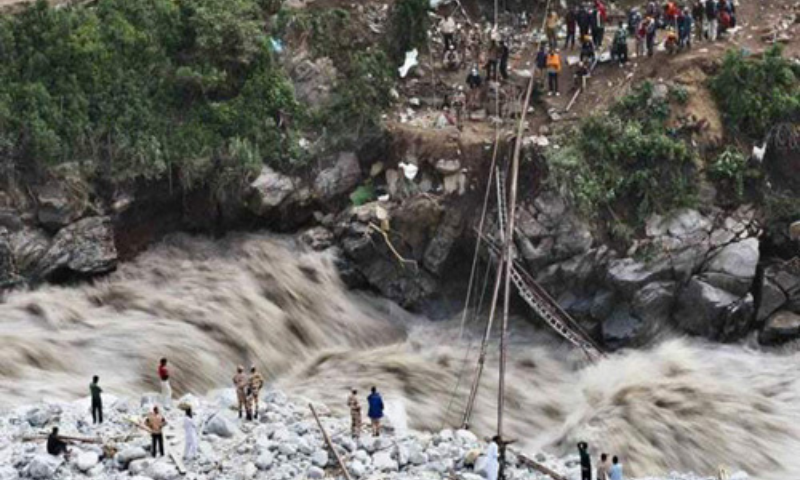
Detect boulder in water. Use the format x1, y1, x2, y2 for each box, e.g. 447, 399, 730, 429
756, 277, 787, 322
760, 310, 800, 345
702, 238, 759, 295
674, 278, 739, 338
33, 182, 87, 230
33, 216, 117, 280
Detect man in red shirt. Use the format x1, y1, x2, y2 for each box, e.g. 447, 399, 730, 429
158, 358, 172, 409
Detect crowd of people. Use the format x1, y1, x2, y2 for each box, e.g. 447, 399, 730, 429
436, 0, 740, 121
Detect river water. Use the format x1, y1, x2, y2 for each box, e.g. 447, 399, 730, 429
0, 233, 798, 478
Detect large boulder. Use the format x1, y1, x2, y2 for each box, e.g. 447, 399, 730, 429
116, 446, 148, 466
660, 208, 712, 238
606, 257, 672, 297
34, 182, 87, 230
760, 310, 800, 345
674, 278, 740, 338
631, 281, 676, 327
314, 152, 361, 202
204, 413, 236, 438
423, 209, 463, 275
76, 451, 100, 472
289, 56, 337, 109
756, 278, 787, 322
0, 228, 16, 286
9, 228, 49, 278
247, 166, 298, 215
33, 217, 117, 280
701, 238, 759, 295
23, 455, 63, 479
602, 304, 643, 349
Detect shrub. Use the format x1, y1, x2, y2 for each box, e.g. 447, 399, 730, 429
385, 0, 429, 63
546, 82, 698, 228
710, 46, 800, 141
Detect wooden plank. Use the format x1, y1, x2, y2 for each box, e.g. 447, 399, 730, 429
516, 452, 568, 480
309, 403, 353, 480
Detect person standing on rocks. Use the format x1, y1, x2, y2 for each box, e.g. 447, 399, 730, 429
183, 407, 199, 461
367, 386, 384, 437
545, 9, 560, 50
578, 441, 591, 480
158, 358, 172, 409
545, 48, 562, 97
90, 375, 103, 424
46, 427, 71, 459
565, 6, 577, 50
248, 366, 264, 419
347, 389, 362, 438
485, 436, 500, 480
233, 365, 249, 420
597, 452, 611, 480
609, 455, 624, 480
145, 406, 167, 457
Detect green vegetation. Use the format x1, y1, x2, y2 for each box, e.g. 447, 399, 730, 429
0, 0, 403, 188
546, 82, 698, 234
707, 147, 761, 201
710, 46, 800, 141
349, 182, 376, 206
385, 0, 430, 63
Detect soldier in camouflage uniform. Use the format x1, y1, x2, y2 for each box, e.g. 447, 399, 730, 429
248, 366, 265, 420
347, 389, 362, 438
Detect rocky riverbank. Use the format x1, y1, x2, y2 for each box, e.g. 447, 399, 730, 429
0, 389, 749, 480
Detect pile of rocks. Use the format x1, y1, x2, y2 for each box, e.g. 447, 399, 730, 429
0, 389, 749, 480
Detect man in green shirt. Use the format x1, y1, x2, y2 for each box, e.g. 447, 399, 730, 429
90, 376, 103, 424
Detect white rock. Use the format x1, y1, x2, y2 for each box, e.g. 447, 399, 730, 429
372, 451, 399, 472
455, 429, 478, 445
128, 458, 153, 476
242, 462, 257, 479
146, 460, 180, 480
24, 455, 63, 479
25, 408, 54, 428
76, 451, 100, 472
349, 459, 366, 478
278, 442, 298, 456
204, 413, 236, 438
410, 450, 428, 465
255, 451, 275, 470
306, 466, 325, 479
311, 450, 328, 467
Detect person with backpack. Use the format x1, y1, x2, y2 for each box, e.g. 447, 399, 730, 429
546, 48, 562, 97
612, 22, 629, 66
367, 386, 385, 437
90, 376, 103, 424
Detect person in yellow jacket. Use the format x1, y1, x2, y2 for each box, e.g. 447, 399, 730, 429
546, 48, 562, 96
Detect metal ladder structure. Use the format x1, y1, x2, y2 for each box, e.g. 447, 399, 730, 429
489, 171, 604, 361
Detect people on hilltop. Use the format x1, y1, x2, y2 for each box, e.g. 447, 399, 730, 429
590, 2, 605, 47
678, 7, 693, 50
248, 366, 264, 420
597, 452, 611, 480
578, 441, 591, 480
609, 455, 625, 480
233, 365, 250, 420
452, 85, 467, 130
577, 4, 591, 41
367, 386, 384, 437
466, 65, 483, 111
145, 406, 167, 457
441, 14, 457, 53
183, 407, 199, 460
348, 389, 362, 438
612, 22, 629, 66
158, 358, 171, 409
46, 427, 71, 459
90, 375, 103, 425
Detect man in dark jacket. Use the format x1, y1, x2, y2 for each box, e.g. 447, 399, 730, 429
47, 427, 70, 459
565, 6, 577, 50
90, 376, 103, 424
577, 5, 591, 39
705, 0, 718, 41
590, 6, 605, 47
367, 386, 384, 437
578, 442, 591, 480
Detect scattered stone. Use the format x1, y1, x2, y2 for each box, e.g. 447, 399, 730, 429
24, 455, 63, 480
204, 413, 236, 438
76, 451, 100, 472
760, 310, 800, 345
314, 152, 362, 201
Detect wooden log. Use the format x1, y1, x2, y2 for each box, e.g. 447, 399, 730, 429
21, 435, 102, 444
516, 451, 568, 480
309, 403, 353, 480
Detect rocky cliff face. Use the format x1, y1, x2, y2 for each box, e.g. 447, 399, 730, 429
1, 127, 798, 351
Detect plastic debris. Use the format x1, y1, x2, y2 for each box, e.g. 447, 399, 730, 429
398, 49, 419, 78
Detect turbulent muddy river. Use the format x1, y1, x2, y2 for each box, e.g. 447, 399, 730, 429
1, 233, 799, 478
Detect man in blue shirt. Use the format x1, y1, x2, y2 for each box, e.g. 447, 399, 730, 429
609, 455, 624, 480
367, 386, 384, 437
